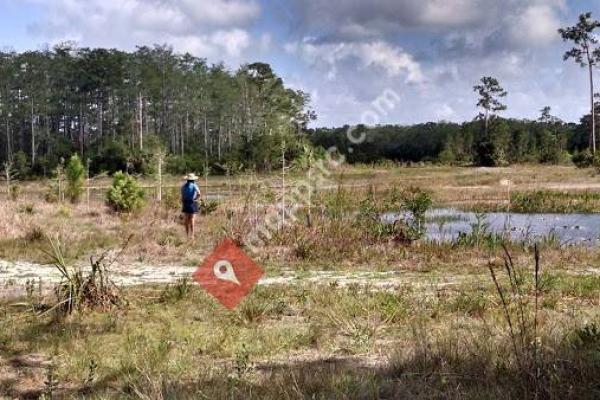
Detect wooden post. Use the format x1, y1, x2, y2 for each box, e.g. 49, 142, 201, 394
157, 153, 163, 202
500, 178, 512, 234
86, 158, 91, 211
281, 141, 286, 228
58, 157, 65, 203
138, 92, 143, 151
204, 163, 209, 202
58, 171, 63, 204
307, 149, 313, 228
31, 97, 35, 167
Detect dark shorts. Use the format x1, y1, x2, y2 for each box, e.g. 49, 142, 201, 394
182, 201, 199, 215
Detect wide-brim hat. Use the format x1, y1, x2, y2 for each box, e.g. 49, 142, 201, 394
184, 173, 199, 181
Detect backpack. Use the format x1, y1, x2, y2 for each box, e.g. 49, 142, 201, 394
182, 182, 198, 202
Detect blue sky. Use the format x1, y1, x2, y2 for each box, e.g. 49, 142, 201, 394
2, 0, 600, 127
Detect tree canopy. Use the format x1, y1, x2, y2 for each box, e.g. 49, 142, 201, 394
0, 44, 315, 177
559, 12, 600, 153
310, 114, 580, 167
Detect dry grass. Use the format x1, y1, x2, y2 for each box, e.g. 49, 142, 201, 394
1, 165, 600, 270
1, 166, 600, 398
328, 164, 600, 206
0, 266, 599, 398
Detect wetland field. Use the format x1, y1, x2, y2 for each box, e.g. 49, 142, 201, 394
1, 165, 600, 399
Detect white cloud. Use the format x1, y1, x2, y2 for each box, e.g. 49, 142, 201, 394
435, 103, 457, 120
294, 0, 493, 35
26, 0, 261, 62
508, 5, 561, 46
359, 42, 423, 82
176, 0, 260, 26
169, 29, 250, 57
210, 29, 251, 57
287, 39, 423, 83
294, 0, 565, 51
420, 0, 486, 27
35, 0, 260, 32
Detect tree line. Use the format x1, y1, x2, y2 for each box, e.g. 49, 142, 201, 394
311, 12, 600, 168
309, 114, 584, 166
310, 78, 593, 167
0, 43, 315, 178
2, 12, 600, 177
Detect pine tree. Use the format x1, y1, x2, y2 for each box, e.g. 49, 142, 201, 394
65, 154, 85, 203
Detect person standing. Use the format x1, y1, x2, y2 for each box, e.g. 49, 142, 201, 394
181, 173, 200, 239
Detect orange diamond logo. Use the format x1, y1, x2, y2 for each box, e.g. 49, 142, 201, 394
193, 237, 264, 309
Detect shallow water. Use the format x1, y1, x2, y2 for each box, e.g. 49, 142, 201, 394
386, 208, 600, 246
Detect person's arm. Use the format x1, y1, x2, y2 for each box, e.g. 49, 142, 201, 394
194, 183, 200, 200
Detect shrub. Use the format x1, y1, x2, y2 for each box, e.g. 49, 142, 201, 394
48, 238, 122, 318
90, 138, 130, 175
65, 154, 85, 203
159, 277, 191, 303
9, 184, 20, 201
46, 159, 66, 203
572, 150, 594, 168
356, 186, 433, 243
23, 226, 45, 242
18, 203, 35, 214
400, 186, 433, 238
161, 187, 181, 210
13, 150, 30, 178
200, 199, 219, 215
106, 172, 145, 213
165, 154, 206, 176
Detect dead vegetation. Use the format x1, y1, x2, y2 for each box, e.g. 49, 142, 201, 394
47, 237, 124, 319
0, 164, 596, 266
1, 166, 600, 398
0, 253, 599, 398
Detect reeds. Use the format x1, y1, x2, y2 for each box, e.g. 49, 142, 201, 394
488, 243, 543, 397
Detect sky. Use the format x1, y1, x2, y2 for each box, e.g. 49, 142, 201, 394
1, 0, 600, 127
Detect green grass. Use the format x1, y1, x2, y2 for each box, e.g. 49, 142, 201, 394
2, 268, 600, 399
0, 227, 118, 264
510, 190, 600, 213
3, 166, 600, 398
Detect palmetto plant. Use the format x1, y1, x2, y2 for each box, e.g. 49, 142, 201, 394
46, 237, 123, 319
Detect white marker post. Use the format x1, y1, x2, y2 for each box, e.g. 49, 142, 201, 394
500, 179, 512, 234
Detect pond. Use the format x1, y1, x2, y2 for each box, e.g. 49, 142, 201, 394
385, 208, 600, 246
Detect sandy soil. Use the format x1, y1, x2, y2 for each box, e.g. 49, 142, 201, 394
0, 258, 481, 299
3, 258, 600, 300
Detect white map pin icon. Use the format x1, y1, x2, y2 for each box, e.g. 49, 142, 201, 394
213, 260, 241, 285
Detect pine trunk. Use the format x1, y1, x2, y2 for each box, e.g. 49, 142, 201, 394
589, 63, 596, 153
31, 97, 35, 167
138, 92, 143, 150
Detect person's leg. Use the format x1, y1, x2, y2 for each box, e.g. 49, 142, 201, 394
184, 214, 191, 236
190, 214, 196, 239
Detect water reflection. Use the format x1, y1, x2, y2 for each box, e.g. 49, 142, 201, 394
385, 208, 600, 246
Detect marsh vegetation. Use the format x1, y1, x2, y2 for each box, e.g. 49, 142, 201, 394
0, 165, 600, 398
